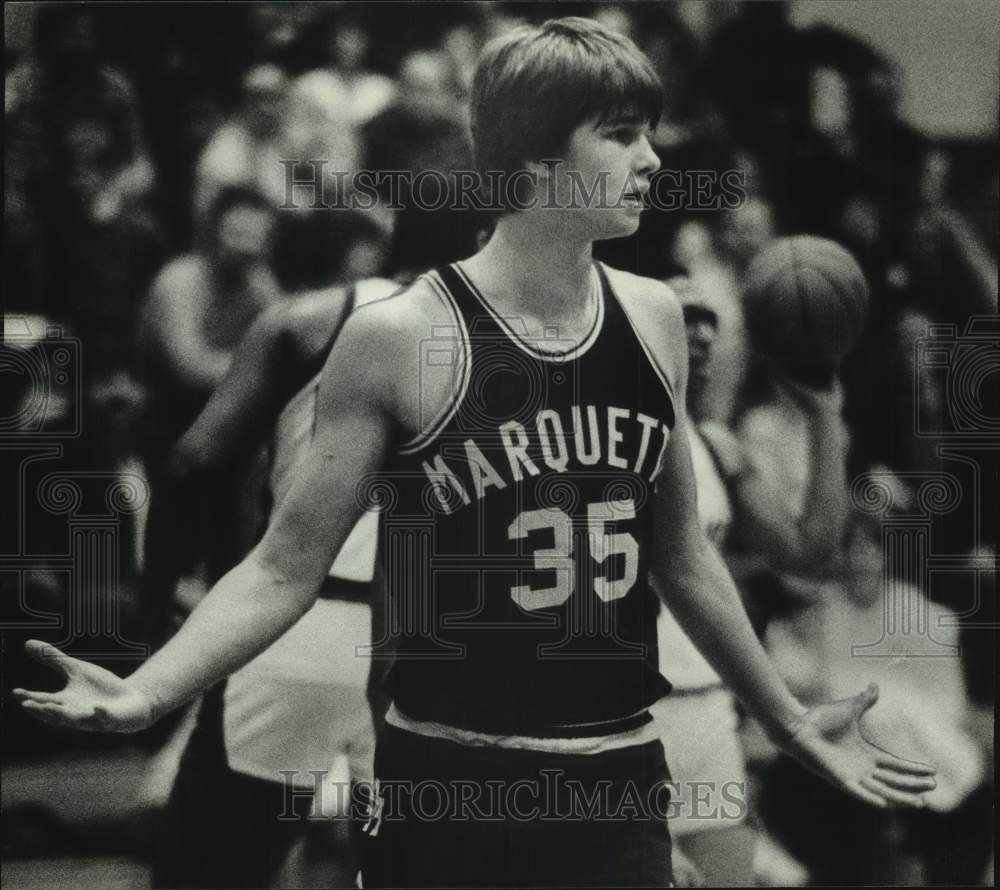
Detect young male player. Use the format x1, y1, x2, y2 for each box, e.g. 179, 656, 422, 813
18, 18, 935, 889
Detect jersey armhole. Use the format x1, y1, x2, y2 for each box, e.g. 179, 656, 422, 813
598, 262, 678, 412
396, 271, 471, 455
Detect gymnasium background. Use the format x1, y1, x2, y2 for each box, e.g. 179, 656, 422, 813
3, 2, 996, 887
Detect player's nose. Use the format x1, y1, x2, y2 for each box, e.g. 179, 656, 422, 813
633, 134, 660, 178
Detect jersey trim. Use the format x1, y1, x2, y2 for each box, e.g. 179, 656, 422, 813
452, 262, 605, 363
598, 262, 677, 406
385, 703, 660, 754
396, 270, 472, 456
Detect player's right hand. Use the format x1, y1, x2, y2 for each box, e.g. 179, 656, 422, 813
13, 640, 156, 733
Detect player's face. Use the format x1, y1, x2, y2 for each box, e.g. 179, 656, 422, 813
553, 117, 660, 240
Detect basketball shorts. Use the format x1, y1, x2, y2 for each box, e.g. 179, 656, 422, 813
651, 686, 748, 836
359, 723, 675, 888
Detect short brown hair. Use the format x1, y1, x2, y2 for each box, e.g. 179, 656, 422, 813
471, 17, 662, 209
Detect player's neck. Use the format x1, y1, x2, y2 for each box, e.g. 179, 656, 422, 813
469, 214, 594, 318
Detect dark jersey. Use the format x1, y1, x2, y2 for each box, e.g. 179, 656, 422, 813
375, 262, 675, 737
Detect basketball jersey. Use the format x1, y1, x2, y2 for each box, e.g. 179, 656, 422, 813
376, 262, 675, 737
655, 426, 732, 691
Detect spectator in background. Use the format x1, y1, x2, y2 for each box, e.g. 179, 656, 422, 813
245, 2, 320, 72
6, 4, 157, 318
286, 8, 397, 200
4, 106, 48, 313
6, 4, 155, 205
362, 49, 469, 175
137, 186, 282, 455
270, 206, 394, 293
54, 111, 166, 372
665, 183, 779, 425
293, 7, 395, 132
897, 148, 999, 322
193, 65, 293, 232
362, 49, 479, 279
703, 2, 798, 154
439, 17, 483, 106
100, 4, 248, 248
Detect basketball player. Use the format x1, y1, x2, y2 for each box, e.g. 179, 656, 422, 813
650, 276, 755, 887
18, 18, 935, 890
148, 276, 399, 888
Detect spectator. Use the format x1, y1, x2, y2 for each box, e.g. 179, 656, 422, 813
284, 8, 397, 199
4, 106, 47, 313
293, 7, 395, 132
52, 112, 166, 373
193, 65, 294, 231
7, 4, 157, 325
362, 50, 479, 277
362, 49, 470, 174
136, 186, 282, 453
270, 207, 394, 293
7, 5, 156, 220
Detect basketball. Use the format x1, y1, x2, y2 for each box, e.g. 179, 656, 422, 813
743, 236, 870, 369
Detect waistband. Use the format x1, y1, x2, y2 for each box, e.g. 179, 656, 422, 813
318, 576, 373, 604
385, 704, 660, 755
660, 681, 726, 698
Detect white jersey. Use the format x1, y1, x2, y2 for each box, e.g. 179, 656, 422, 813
656, 425, 733, 691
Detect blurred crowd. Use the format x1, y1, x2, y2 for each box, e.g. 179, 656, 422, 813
4, 2, 996, 886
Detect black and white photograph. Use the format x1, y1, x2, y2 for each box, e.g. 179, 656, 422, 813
2, 2, 997, 887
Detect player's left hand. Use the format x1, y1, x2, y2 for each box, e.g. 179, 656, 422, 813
783, 684, 937, 808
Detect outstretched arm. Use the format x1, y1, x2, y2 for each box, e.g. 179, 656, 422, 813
650, 297, 935, 808
16, 307, 397, 731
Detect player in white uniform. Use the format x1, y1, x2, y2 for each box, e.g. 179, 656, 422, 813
651, 276, 755, 886
146, 278, 398, 888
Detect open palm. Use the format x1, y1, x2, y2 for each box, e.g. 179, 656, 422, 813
786, 684, 937, 808
13, 640, 155, 733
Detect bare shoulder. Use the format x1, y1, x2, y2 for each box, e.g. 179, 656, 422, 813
282, 279, 407, 357
336, 275, 463, 439
349, 274, 455, 341
353, 276, 405, 307
600, 264, 687, 384
324, 278, 456, 432
601, 265, 681, 309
